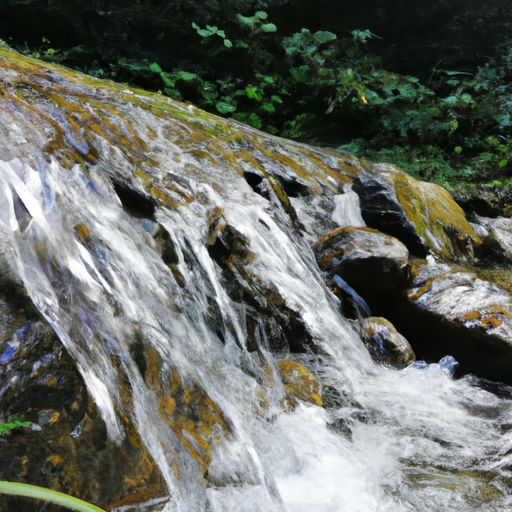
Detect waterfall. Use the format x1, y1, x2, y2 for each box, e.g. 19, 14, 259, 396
1, 53, 512, 511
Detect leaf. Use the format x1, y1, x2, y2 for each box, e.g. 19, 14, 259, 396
176, 70, 197, 81
443, 95, 459, 106
149, 62, 163, 73
261, 23, 277, 33
261, 102, 276, 113
255, 11, 268, 20
224, 39, 233, 48
215, 100, 237, 114
313, 31, 337, 44
160, 72, 175, 88
454, 146, 463, 154
0, 481, 106, 512
498, 158, 509, 168
245, 85, 263, 101
0, 419, 31, 435
247, 112, 263, 129
271, 95, 283, 104
237, 14, 255, 27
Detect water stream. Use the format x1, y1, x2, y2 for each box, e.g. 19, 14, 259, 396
0, 67, 512, 510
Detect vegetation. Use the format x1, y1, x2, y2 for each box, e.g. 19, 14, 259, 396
0, 481, 105, 512
0, 418, 31, 436
1, 0, 511, 186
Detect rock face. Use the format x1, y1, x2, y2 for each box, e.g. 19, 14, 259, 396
314, 226, 409, 308
392, 260, 512, 382
0, 288, 166, 511
354, 163, 481, 261
359, 317, 415, 369
451, 183, 512, 218
474, 216, 512, 264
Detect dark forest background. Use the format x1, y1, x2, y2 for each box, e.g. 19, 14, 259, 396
1, 0, 511, 186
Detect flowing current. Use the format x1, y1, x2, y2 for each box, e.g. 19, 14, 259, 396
1, 58, 512, 511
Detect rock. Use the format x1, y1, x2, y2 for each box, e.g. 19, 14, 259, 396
353, 163, 481, 261
275, 360, 323, 408
207, 207, 314, 353
0, 291, 166, 511
314, 226, 409, 307
474, 216, 512, 264
359, 317, 415, 369
391, 260, 512, 382
451, 183, 512, 218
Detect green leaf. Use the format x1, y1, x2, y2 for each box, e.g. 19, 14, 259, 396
313, 31, 337, 44
149, 62, 163, 73
0, 419, 31, 435
0, 481, 106, 512
261, 23, 277, 33
255, 11, 268, 20
247, 112, 263, 129
176, 70, 197, 81
237, 14, 255, 27
224, 39, 233, 48
160, 72, 175, 88
261, 102, 276, 113
271, 94, 283, 104
498, 158, 509, 168
215, 100, 237, 114
245, 85, 263, 101
454, 146, 463, 154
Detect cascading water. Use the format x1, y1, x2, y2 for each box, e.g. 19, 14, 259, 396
1, 49, 512, 511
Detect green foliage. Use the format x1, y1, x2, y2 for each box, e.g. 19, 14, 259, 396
11, 4, 512, 185
0, 418, 31, 435
0, 481, 105, 512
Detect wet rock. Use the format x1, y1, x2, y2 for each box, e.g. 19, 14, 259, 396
314, 226, 409, 307
0, 293, 166, 511
207, 207, 314, 353
451, 183, 512, 218
474, 216, 512, 264
275, 359, 323, 408
391, 260, 512, 383
353, 163, 481, 261
359, 317, 415, 369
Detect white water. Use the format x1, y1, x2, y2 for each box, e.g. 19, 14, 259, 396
0, 84, 511, 510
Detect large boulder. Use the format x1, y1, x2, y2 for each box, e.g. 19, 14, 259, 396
314, 226, 409, 308
359, 317, 415, 369
353, 163, 481, 261
391, 260, 512, 382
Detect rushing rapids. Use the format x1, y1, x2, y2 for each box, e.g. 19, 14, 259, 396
1, 48, 512, 511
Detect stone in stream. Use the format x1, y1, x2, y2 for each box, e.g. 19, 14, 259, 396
387, 259, 512, 383
359, 317, 415, 369
314, 226, 409, 309
353, 163, 481, 262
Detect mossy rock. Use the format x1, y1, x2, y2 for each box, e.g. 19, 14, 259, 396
359, 316, 415, 369
354, 163, 481, 262
276, 359, 323, 408
393, 260, 512, 383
